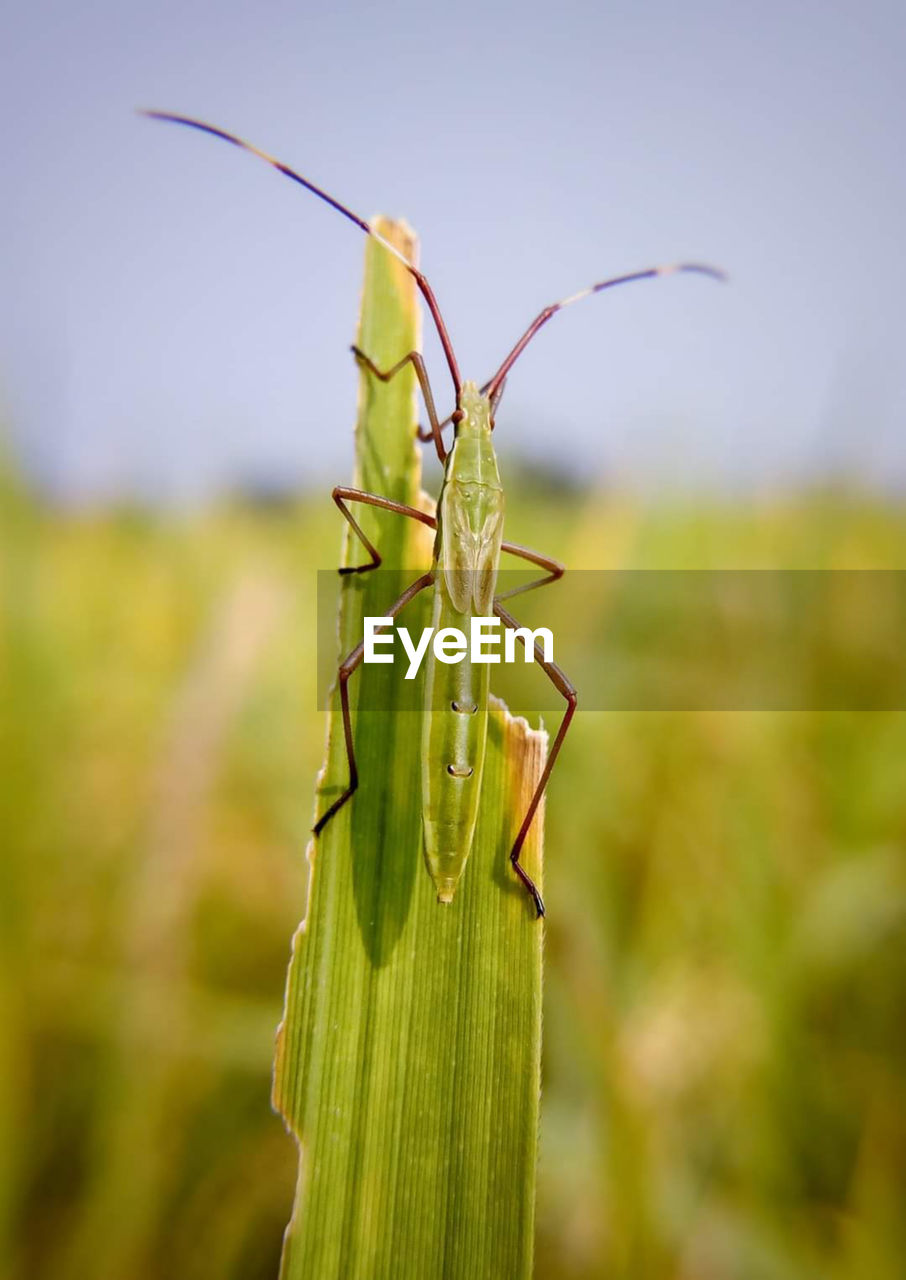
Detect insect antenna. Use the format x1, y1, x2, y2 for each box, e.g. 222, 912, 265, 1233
487, 262, 726, 402
139, 110, 462, 399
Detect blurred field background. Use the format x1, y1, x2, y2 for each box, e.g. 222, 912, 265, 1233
3, 443, 905, 1280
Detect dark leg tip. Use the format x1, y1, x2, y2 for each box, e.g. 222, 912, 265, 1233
338, 561, 379, 575
511, 852, 545, 919
313, 784, 357, 837
312, 808, 336, 836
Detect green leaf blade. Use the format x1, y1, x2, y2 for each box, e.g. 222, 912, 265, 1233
274, 219, 545, 1280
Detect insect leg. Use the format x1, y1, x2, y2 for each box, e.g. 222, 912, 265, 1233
498, 541, 565, 601
493, 601, 578, 918
333, 487, 436, 574
313, 570, 435, 835
351, 346, 448, 463
416, 418, 453, 443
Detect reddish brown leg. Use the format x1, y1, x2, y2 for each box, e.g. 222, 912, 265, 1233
416, 420, 453, 444
498, 540, 565, 601
314, 570, 435, 835
333, 486, 436, 574
493, 601, 577, 918
351, 346, 448, 463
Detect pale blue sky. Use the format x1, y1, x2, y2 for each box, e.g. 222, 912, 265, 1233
3, 0, 905, 502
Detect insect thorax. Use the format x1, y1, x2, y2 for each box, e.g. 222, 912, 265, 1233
434, 382, 504, 615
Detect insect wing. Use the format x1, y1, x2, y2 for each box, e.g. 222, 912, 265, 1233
441, 482, 504, 615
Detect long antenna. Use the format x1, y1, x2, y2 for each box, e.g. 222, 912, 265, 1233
487, 263, 726, 400
139, 111, 462, 399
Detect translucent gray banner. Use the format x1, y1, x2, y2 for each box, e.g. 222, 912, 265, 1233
317, 569, 906, 712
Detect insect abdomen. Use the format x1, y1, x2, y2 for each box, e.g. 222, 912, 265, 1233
421, 583, 491, 904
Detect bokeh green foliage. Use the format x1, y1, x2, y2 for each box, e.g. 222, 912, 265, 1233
2, 448, 906, 1278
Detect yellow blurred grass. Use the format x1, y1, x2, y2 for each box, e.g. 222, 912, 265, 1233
2, 471, 906, 1279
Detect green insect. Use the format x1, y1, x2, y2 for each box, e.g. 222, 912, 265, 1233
143, 111, 724, 916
